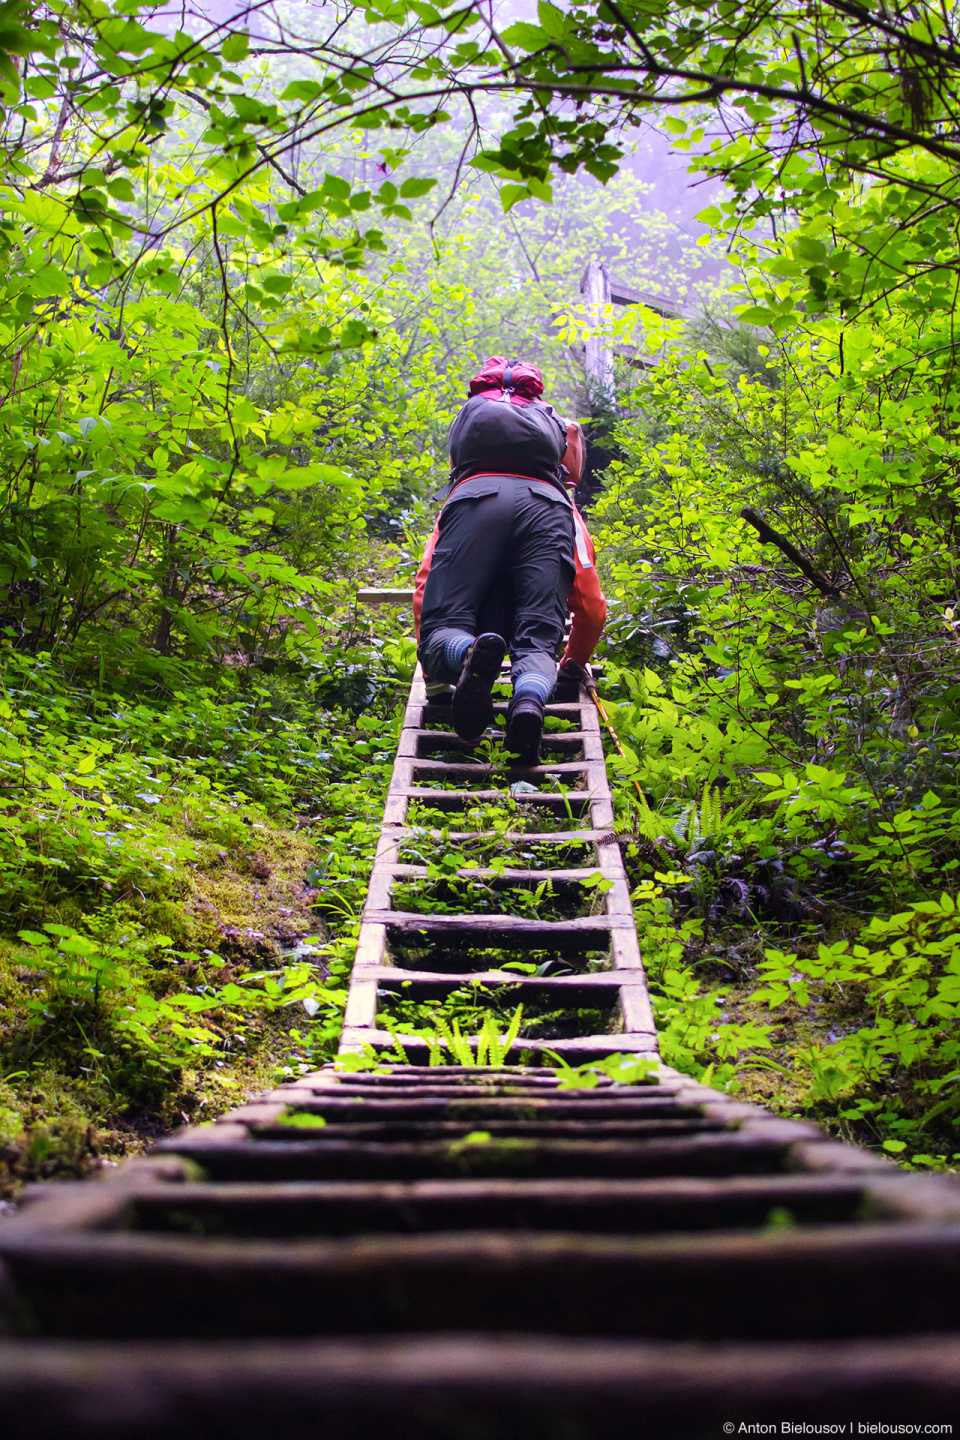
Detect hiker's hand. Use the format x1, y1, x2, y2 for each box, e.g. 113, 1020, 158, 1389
558, 659, 597, 694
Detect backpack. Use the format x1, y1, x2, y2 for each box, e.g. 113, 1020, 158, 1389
448, 360, 568, 487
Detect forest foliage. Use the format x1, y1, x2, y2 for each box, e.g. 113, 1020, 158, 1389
0, 0, 959, 1186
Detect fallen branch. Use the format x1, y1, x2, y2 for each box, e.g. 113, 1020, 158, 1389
740, 508, 842, 597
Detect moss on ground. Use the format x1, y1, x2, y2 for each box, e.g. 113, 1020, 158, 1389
0, 655, 402, 1198
0, 798, 331, 1197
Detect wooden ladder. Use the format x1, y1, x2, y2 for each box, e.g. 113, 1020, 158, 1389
2, 666, 960, 1437
340, 663, 656, 1064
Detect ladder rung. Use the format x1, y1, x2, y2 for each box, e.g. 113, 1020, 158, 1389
382, 864, 607, 882
371, 911, 629, 942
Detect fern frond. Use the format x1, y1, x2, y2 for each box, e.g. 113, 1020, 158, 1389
383, 1021, 409, 1065
450, 1018, 474, 1066
672, 805, 692, 843
476, 1016, 491, 1067
699, 783, 721, 839
504, 1001, 524, 1054
426, 1035, 445, 1067
489, 1003, 524, 1065
433, 1013, 455, 1047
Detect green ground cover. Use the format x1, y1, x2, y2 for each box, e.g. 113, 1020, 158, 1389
0, 643, 403, 1194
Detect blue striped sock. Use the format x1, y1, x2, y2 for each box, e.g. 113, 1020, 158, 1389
513, 671, 553, 704
443, 633, 474, 675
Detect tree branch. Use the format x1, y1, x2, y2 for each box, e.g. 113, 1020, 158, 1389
740, 508, 843, 597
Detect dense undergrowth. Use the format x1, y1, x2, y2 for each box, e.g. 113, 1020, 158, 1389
586, 283, 960, 1168
0, 637, 408, 1196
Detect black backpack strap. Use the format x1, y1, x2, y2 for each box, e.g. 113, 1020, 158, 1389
502, 363, 515, 394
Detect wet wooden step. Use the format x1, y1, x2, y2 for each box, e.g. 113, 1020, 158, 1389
385, 865, 605, 883
410, 759, 589, 779
370, 970, 637, 997
252, 1097, 701, 1122
150, 1130, 802, 1182
399, 789, 593, 813
303, 1066, 584, 1080
377, 913, 630, 944
4, 1225, 960, 1341
251, 1119, 727, 1144
302, 1064, 639, 1079
281, 1086, 677, 1105
3, 1332, 957, 1440
397, 830, 609, 846
120, 1173, 872, 1238
288, 1081, 669, 1098
416, 729, 589, 754
294, 1070, 658, 1090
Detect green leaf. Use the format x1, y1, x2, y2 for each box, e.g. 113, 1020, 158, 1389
500, 183, 530, 213
737, 306, 774, 327
501, 21, 549, 49
58, 936, 100, 955
221, 30, 249, 63
323, 173, 351, 201
106, 177, 136, 202
399, 176, 437, 198
537, 1, 569, 38
281, 79, 322, 103
795, 235, 827, 263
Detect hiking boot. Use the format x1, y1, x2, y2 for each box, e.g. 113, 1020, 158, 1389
505, 693, 544, 766
451, 632, 506, 741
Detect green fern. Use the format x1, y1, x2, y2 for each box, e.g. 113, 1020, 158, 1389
632, 789, 674, 842
432, 1013, 475, 1065
380, 1020, 410, 1064
392, 1004, 525, 1067
479, 1004, 524, 1066
699, 783, 721, 840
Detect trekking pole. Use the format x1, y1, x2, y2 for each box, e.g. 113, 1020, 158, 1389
576, 669, 647, 808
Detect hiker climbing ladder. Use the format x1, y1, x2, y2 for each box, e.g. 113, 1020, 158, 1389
340, 662, 656, 1064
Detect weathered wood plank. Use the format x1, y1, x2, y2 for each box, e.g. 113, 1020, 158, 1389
252, 1119, 728, 1144
398, 829, 607, 845
8, 1225, 960, 1341
342, 973, 379, 1030
253, 1096, 705, 1122
373, 911, 632, 936
416, 730, 589, 753
121, 1172, 872, 1235
411, 758, 589, 777
368, 967, 633, 988
3, 1332, 960, 1440
397, 788, 592, 809
382, 864, 610, 883
356, 588, 415, 603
